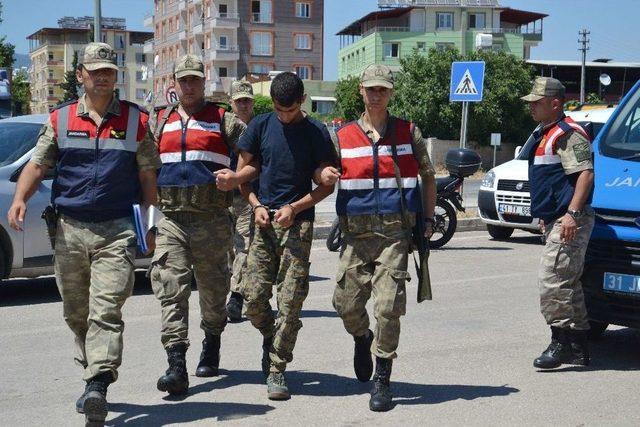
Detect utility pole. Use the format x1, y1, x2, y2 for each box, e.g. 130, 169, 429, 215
578, 29, 590, 104
94, 0, 102, 42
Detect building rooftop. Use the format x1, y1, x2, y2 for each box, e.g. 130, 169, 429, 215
527, 59, 640, 69
337, 7, 415, 36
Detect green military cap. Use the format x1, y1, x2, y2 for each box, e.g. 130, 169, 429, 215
174, 54, 205, 79
230, 80, 254, 100
521, 77, 566, 102
360, 64, 394, 89
82, 42, 118, 71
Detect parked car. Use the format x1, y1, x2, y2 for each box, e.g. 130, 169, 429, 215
477, 107, 615, 240
0, 114, 149, 280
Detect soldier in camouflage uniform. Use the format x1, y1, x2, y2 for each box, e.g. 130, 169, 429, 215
7, 43, 159, 426
149, 55, 249, 395
235, 72, 336, 400
226, 80, 256, 322
319, 64, 437, 412
521, 77, 596, 370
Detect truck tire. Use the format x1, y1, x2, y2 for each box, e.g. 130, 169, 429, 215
487, 224, 514, 240
587, 320, 608, 340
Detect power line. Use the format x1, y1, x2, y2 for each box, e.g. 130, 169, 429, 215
578, 29, 590, 104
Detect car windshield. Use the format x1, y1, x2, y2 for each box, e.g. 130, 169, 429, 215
600, 87, 640, 161
0, 122, 43, 168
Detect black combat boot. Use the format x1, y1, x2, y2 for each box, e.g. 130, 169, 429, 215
567, 329, 590, 366
195, 333, 221, 377
354, 329, 374, 382
533, 326, 572, 369
82, 372, 112, 426
262, 335, 273, 378
369, 357, 393, 412
157, 344, 189, 395
226, 292, 244, 322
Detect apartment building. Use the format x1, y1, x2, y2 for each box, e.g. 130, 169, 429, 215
338, 0, 546, 79
27, 17, 153, 114
145, 0, 323, 99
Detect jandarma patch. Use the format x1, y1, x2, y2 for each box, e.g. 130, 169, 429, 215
66, 130, 90, 138
110, 129, 127, 139
573, 142, 591, 163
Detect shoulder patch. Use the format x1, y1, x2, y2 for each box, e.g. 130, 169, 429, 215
572, 142, 592, 163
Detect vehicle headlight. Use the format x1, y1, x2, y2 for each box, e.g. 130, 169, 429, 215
481, 170, 496, 189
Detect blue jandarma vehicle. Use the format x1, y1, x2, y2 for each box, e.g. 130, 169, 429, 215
582, 79, 640, 337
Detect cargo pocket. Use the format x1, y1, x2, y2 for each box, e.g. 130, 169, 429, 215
148, 251, 171, 299
379, 268, 410, 317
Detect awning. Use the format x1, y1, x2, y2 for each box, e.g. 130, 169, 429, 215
310, 96, 336, 102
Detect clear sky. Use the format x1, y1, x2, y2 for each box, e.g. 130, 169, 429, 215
1, 0, 638, 80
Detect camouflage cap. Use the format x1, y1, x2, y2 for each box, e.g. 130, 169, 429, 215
230, 80, 254, 100
174, 54, 205, 79
82, 42, 118, 71
360, 64, 394, 89
521, 77, 566, 102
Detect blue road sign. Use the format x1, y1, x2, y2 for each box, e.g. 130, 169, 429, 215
450, 61, 485, 102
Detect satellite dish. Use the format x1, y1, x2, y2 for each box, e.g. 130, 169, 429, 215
154, 55, 160, 67
599, 73, 612, 86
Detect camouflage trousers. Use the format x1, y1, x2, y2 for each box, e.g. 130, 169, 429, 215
244, 220, 313, 372
539, 207, 595, 330
150, 211, 232, 349
333, 233, 410, 360
228, 194, 253, 294
54, 214, 137, 382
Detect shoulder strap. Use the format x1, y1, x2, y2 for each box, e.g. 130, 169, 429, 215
153, 103, 178, 141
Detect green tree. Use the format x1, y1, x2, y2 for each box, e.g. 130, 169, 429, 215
253, 93, 273, 115
0, 36, 14, 68
392, 48, 536, 146
11, 68, 30, 115
334, 75, 363, 121
587, 92, 604, 104
59, 51, 80, 103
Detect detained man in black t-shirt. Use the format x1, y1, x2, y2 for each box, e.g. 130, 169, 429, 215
235, 72, 336, 400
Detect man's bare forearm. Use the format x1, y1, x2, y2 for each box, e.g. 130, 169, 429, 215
138, 169, 158, 207
569, 170, 594, 211
422, 174, 436, 219
13, 162, 47, 204
291, 184, 334, 214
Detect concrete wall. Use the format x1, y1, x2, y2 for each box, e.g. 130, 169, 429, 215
426, 137, 518, 172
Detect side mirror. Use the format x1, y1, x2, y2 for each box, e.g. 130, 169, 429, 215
514, 146, 522, 158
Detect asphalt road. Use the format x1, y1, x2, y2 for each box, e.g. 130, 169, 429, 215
1, 230, 639, 426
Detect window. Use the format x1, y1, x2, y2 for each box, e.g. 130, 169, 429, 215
383, 43, 399, 58
416, 41, 426, 51
295, 34, 311, 50
48, 53, 54, 61
219, 35, 228, 49
48, 70, 54, 79
117, 53, 126, 66
295, 65, 311, 80
219, 4, 228, 17
251, 0, 272, 23
219, 67, 228, 77
136, 89, 146, 100
251, 32, 273, 56
296, 2, 310, 18
251, 63, 272, 74
312, 100, 335, 115
48, 88, 54, 96
118, 34, 125, 48
436, 12, 453, 30
117, 71, 125, 84
101, 33, 107, 43
435, 42, 455, 51
135, 53, 146, 63
469, 13, 485, 29
136, 71, 144, 82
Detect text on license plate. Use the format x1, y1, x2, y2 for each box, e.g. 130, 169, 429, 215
603, 272, 640, 294
498, 204, 531, 216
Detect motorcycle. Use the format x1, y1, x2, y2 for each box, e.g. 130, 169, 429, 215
326, 148, 482, 251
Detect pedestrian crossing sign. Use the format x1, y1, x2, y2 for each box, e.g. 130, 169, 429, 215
450, 61, 485, 102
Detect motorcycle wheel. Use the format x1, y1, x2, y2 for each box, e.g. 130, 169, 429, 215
326, 217, 343, 252
429, 199, 457, 249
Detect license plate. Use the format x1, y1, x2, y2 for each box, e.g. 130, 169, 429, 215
603, 272, 640, 295
498, 204, 531, 216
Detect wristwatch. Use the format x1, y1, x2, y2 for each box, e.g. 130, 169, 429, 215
567, 208, 583, 219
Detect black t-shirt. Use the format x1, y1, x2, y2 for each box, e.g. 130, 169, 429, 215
237, 112, 336, 221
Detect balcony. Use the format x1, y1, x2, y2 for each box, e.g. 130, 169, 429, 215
46, 60, 63, 66
143, 40, 154, 54
144, 12, 153, 27
211, 13, 240, 29
469, 27, 543, 42
251, 13, 273, 24
178, 30, 187, 41
207, 46, 240, 62
362, 26, 411, 37
193, 23, 204, 35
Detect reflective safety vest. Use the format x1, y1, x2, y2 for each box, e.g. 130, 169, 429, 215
528, 116, 592, 223
156, 103, 230, 188
336, 119, 422, 216
51, 100, 147, 222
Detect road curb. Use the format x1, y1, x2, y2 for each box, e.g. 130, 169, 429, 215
312, 217, 486, 240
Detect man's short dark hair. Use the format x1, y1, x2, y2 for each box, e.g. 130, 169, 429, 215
270, 72, 304, 107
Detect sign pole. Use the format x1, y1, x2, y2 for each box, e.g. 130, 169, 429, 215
493, 144, 497, 168
459, 101, 469, 149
